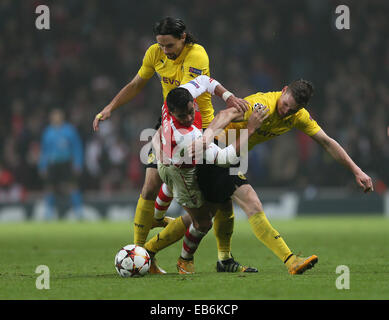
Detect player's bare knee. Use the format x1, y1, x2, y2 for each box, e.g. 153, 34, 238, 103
238, 194, 263, 217
232, 185, 263, 217
141, 176, 161, 200
192, 216, 212, 233
141, 168, 162, 200
192, 220, 201, 231
245, 198, 263, 217
141, 184, 160, 200
181, 213, 192, 228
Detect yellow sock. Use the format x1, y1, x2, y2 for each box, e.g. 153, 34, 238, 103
284, 254, 297, 269
213, 208, 234, 261
248, 211, 292, 263
133, 195, 155, 246
144, 216, 187, 254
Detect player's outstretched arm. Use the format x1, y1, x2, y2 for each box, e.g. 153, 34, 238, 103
181, 75, 249, 114
93, 74, 148, 131
204, 108, 245, 143
311, 129, 374, 193
214, 85, 249, 113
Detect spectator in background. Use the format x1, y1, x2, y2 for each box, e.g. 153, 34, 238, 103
38, 109, 84, 220
0, 163, 25, 202
0, 1, 387, 193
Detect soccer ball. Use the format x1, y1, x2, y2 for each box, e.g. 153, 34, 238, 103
114, 244, 151, 277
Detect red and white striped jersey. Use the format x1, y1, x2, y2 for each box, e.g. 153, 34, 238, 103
158, 75, 239, 167
160, 99, 203, 165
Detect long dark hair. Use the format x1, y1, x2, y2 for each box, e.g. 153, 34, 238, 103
153, 17, 197, 44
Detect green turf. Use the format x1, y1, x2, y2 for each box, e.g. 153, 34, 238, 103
0, 216, 388, 300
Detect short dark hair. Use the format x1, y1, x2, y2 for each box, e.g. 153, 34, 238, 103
166, 87, 193, 113
287, 79, 314, 108
153, 17, 197, 44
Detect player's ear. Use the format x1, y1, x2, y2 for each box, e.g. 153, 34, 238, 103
281, 86, 288, 94
181, 32, 186, 42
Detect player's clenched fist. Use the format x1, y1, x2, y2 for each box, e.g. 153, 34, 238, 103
247, 106, 270, 133
93, 108, 111, 131
225, 95, 250, 113
354, 170, 374, 193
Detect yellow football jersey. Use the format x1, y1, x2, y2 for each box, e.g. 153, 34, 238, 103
224, 91, 321, 150
138, 43, 214, 128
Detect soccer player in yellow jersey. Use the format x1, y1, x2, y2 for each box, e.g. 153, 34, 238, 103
202, 79, 373, 273
208, 79, 375, 190
92, 17, 250, 274
145, 79, 373, 274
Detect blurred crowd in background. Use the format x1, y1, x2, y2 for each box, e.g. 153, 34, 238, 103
1, 0, 388, 201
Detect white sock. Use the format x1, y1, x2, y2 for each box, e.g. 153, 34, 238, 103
154, 183, 173, 220
181, 223, 207, 260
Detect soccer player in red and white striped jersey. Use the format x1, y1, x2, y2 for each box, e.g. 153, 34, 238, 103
149, 75, 267, 273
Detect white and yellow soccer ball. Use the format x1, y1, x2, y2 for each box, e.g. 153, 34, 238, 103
114, 244, 151, 277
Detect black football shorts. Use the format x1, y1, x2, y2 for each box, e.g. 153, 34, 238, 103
196, 163, 249, 203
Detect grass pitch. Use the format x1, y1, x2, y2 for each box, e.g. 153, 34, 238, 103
0, 216, 388, 300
